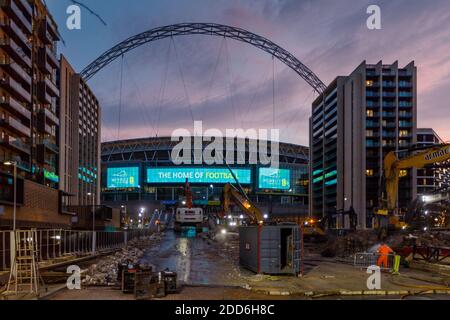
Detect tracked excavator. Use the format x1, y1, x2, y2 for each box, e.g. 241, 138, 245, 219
376, 143, 450, 236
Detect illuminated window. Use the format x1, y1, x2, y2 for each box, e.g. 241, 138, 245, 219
366, 109, 374, 117
366, 130, 373, 137
366, 169, 374, 177
366, 80, 374, 87
399, 170, 408, 177
399, 130, 409, 137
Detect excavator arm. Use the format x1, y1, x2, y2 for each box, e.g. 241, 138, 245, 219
384, 144, 450, 211
223, 183, 264, 225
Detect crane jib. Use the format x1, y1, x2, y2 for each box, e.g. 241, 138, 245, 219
424, 146, 450, 162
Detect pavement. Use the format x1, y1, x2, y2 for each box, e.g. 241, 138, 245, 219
41, 229, 450, 300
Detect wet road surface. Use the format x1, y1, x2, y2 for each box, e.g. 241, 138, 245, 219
141, 230, 247, 287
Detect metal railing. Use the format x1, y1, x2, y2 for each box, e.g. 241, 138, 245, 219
353, 252, 396, 270
0, 229, 154, 271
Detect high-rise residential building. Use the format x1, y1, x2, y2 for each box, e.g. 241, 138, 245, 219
0, 0, 71, 229
1, 0, 33, 179
59, 55, 101, 210
30, 0, 60, 188
310, 61, 417, 229
416, 128, 449, 195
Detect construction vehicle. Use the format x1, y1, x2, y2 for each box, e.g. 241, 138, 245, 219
376, 143, 450, 235
174, 179, 204, 233
222, 183, 264, 225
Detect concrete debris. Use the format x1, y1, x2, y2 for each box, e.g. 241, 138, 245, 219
82, 235, 163, 286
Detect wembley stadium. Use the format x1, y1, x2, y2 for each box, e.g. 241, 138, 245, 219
100, 137, 310, 222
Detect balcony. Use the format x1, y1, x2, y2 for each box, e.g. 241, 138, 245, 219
37, 116, 52, 135
0, 58, 31, 86
43, 16, 59, 40
0, 115, 31, 137
45, 77, 59, 97
1, 75, 31, 102
0, 136, 30, 154
0, 17, 31, 52
37, 81, 52, 104
1, 0, 32, 33
40, 138, 59, 153
39, 107, 59, 126
0, 37, 31, 67
0, 95, 30, 120
38, 48, 53, 75
45, 45, 58, 67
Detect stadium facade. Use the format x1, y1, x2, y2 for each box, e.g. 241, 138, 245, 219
101, 137, 309, 222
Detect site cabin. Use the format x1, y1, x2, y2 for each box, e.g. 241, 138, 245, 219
174, 207, 204, 233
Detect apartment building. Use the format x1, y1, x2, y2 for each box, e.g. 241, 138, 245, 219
59, 56, 101, 210
416, 128, 449, 195
310, 61, 417, 229
0, 0, 69, 228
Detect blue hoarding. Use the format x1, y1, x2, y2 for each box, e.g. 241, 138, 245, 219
107, 167, 139, 188
258, 168, 291, 190
146, 167, 251, 184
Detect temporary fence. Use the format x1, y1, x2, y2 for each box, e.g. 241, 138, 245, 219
353, 252, 396, 271
0, 229, 153, 271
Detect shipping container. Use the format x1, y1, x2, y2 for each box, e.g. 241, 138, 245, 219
239, 225, 302, 275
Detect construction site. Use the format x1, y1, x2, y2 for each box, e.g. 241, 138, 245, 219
0, 0, 450, 304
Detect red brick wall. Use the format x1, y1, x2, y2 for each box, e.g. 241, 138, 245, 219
1, 180, 71, 228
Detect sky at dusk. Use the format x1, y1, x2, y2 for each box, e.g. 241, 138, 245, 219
46, 0, 450, 146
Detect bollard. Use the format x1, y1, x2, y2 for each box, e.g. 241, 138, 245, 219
392, 255, 401, 275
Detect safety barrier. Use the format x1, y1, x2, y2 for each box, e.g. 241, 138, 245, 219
0, 228, 154, 271
353, 252, 396, 270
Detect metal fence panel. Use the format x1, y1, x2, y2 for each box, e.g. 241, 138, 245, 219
353, 252, 395, 270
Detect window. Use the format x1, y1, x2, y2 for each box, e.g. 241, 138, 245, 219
399, 130, 409, 137
400, 170, 408, 177
367, 109, 374, 117
366, 80, 374, 87
366, 169, 374, 177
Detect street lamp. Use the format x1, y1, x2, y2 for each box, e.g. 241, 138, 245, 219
4, 161, 17, 231
87, 192, 96, 254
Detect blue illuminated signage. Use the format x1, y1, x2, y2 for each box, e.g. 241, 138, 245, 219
258, 168, 291, 190
107, 167, 139, 188
146, 167, 251, 184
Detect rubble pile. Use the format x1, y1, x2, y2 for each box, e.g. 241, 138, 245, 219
397, 231, 450, 248
321, 231, 378, 258
82, 234, 163, 286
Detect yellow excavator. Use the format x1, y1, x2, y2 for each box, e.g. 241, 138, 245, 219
222, 183, 264, 225
376, 143, 450, 234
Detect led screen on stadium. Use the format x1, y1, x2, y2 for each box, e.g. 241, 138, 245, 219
146, 168, 251, 184
107, 167, 140, 188
258, 168, 291, 190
